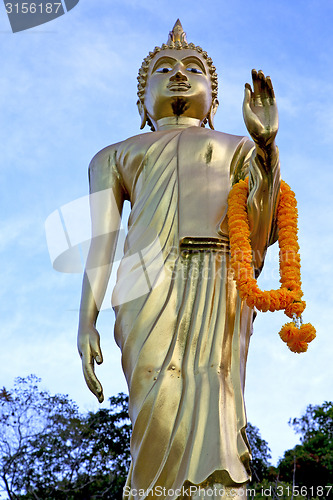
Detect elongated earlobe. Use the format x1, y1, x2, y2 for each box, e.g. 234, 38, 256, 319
208, 98, 219, 130
137, 100, 147, 130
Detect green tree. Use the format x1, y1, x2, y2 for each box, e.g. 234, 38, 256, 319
0, 375, 131, 499
246, 422, 274, 483
278, 402, 333, 487
0, 374, 81, 499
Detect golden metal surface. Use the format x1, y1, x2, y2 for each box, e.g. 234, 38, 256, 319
77, 19, 280, 500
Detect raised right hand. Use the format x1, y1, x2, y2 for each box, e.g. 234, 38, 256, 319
77, 324, 104, 403
243, 69, 278, 148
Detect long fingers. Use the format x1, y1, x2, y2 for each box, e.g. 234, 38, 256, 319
78, 330, 104, 402
247, 69, 275, 102
244, 82, 253, 95
253, 69, 264, 98
82, 354, 104, 403
243, 84, 253, 117
90, 331, 103, 365
266, 75, 275, 99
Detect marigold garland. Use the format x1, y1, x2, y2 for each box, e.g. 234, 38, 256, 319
227, 177, 316, 353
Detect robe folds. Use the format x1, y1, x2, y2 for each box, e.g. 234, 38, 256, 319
107, 126, 280, 500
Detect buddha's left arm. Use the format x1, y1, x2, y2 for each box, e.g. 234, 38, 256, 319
247, 142, 281, 272
242, 69, 281, 272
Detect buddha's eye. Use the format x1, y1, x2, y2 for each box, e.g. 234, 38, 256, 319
156, 67, 172, 73
186, 67, 202, 74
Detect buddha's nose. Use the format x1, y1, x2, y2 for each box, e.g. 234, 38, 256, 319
169, 70, 187, 82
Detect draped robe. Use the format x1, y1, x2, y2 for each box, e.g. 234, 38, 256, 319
93, 125, 280, 500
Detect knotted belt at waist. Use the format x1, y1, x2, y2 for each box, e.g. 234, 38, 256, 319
180, 236, 230, 254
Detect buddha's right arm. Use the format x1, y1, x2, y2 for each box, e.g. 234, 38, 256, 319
78, 147, 126, 402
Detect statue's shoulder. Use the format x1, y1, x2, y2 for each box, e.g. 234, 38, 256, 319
188, 128, 253, 158
88, 139, 129, 192
200, 128, 250, 146
90, 131, 156, 168
88, 132, 157, 193
89, 139, 126, 170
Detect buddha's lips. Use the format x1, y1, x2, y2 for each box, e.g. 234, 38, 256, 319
167, 82, 191, 91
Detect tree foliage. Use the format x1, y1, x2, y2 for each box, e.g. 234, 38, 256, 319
0, 375, 131, 499
278, 402, 333, 487
246, 422, 273, 483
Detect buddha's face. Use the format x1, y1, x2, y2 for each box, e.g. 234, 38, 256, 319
144, 48, 215, 127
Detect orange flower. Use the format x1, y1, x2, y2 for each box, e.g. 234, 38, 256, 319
279, 323, 316, 353
285, 300, 306, 318
279, 323, 298, 343
287, 338, 309, 353
227, 177, 315, 353
268, 290, 281, 312
299, 323, 316, 343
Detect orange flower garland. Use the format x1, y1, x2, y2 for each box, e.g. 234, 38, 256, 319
227, 177, 316, 353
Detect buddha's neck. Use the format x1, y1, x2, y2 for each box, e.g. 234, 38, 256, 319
156, 116, 201, 130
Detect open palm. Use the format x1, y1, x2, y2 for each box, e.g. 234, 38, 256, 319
243, 69, 279, 146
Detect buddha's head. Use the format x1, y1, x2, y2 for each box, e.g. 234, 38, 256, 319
137, 20, 219, 131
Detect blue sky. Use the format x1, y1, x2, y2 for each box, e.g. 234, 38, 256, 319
0, 0, 332, 467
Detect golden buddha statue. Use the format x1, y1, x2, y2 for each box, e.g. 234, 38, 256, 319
78, 20, 280, 500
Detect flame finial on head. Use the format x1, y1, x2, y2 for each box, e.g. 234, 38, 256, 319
167, 19, 187, 45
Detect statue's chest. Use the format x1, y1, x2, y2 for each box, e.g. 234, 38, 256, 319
176, 133, 233, 246
129, 130, 235, 246
120, 130, 236, 238
126, 131, 233, 190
